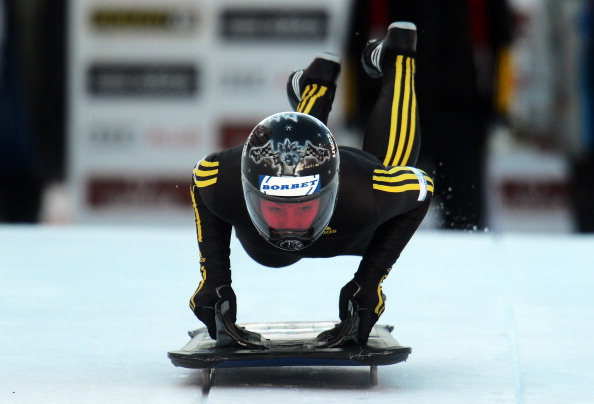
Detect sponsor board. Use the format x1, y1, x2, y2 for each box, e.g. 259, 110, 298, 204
219, 8, 328, 41
87, 63, 198, 97
87, 176, 191, 209
145, 126, 201, 148
86, 123, 202, 150
88, 124, 137, 148
90, 7, 199, 33
219, 68, 266, 92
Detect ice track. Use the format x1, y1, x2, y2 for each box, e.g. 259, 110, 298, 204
2, 225, 594, 403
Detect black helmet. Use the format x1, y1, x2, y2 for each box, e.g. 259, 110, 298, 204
241, 112, 339, 251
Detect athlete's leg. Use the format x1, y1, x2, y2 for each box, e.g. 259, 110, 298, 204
361, 22, 420, 167
286, 53, 342, 125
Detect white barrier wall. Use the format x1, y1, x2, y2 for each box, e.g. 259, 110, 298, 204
67, 0, 352, 225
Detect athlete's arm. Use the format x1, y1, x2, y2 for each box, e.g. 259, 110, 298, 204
188, 154, 235, 338
340, 165, 433, 344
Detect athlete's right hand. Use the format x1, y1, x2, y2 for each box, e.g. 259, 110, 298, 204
192, 284, 237, 339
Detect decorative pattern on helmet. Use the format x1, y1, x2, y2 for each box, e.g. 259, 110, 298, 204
249, 138, 331, 176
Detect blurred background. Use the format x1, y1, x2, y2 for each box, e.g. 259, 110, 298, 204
1, 0, 592, 234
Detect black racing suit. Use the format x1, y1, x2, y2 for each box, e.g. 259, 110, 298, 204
189, 51, 433, 338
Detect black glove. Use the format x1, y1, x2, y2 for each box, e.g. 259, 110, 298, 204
192, 284, 236, 339
339, 278, 386, 345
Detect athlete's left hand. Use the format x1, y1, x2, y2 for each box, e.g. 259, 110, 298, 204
339, 278, 386, 345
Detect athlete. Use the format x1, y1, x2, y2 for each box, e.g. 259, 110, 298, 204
189, 22, 433, 345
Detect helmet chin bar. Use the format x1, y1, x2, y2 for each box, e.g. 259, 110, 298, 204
269, 228, 314, 251
276, 239, 306, 251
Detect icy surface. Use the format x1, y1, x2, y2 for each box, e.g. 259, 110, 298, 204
1, 225, 594, 403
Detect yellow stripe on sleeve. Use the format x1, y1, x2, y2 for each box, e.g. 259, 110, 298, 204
374, 274, 387, 315
190, 184, 203, 242
200, 160, 219, 168
189, 263, 207, 310
193, 159, 219, 187
194, 178, 217, 187
193, 168, 218, 177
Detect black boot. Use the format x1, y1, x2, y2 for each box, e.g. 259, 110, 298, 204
286, 52, 342, 111
361, 21, 417, 79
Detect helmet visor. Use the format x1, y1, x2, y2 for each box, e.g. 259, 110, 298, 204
260, 199, 320, 232
243, 175, 338, 250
